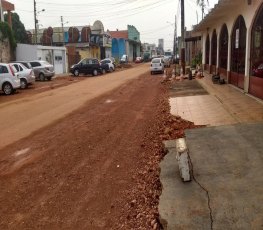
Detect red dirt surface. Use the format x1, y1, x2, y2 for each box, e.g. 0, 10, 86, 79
0, 71, 201, 229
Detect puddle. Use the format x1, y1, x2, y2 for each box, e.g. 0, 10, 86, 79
14, 148, 30, 157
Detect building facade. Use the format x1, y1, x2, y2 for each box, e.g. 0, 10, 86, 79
16, 44, 67, 74
194, 0, 263, 100
110, 25, 141, 62
29, 20, 112, 62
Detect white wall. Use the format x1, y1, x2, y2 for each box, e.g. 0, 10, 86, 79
16, 44, 67, 74
16, 44, 38, 61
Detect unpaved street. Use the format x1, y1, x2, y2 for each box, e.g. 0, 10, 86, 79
0, 66, 170, 229
0, 64, 148, 149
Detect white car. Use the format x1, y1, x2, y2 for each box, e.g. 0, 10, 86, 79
120, 54, 128, 64
0, 63, 21, 95
150, 58, 164, 75
10, 63, 35, 89
100, 58, 115, 72
29, 61, 55, 81
163, 56, 171, 68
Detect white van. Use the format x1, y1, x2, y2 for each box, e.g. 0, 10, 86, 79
150, 58, 164, 74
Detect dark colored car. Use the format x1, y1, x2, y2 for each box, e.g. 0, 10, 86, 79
252, 63, 263, 78
70, 58, 104, 76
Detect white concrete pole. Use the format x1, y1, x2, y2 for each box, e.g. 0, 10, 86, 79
209, 32, 212, 73
216, 30, 220, 73
244, 25, 251, 93
227, 33, 231, 83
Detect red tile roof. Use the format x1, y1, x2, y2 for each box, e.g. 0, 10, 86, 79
109, 30, 128, 39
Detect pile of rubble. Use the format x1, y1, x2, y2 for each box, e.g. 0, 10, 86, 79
117, 80, 203, 229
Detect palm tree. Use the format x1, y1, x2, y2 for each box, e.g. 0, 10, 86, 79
197, 0, 209, 20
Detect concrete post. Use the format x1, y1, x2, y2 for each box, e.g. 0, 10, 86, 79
244, 24, 251, 93
227, 33, 231, 83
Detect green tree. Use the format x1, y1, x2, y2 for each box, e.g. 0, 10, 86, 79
196, 0, 209, 20
4, 12, 28, 43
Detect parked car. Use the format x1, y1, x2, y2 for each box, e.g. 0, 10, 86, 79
109, 57, 116, 67
100, 61, 110, 74
150, 58, 164, 75
252, 63, 263, 78
163, 56, 171, 68
120, 54, 128, 64
100, 58, 115, 72
29, 60, 55, 81
70, 58, 103, 76
13, 61, 33, 70
0, 63, 20, 95
10, 63, 35, 89
135, 57, 143, 63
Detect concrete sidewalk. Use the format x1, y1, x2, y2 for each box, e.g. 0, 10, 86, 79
159, 74, 263, 229
170, 74, 263, 126
159, 123, 263, 229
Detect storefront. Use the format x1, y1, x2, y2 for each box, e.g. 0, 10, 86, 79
194, 0, 263, 100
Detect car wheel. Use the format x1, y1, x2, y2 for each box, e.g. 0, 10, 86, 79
109, 67, 114, 73
102, 69, 106, 75
20, 79, 28, 89
47, 77, 51, 81
74, 69, 79, 76
3, 82, 13, 95
93, 69, 98, 76
39, 73, 45, 81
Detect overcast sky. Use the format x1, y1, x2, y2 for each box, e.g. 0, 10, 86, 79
8, 0, 218, 49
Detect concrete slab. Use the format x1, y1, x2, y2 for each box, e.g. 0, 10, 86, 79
159, 122, 263, 229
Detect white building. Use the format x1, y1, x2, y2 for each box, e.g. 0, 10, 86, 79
194, 0, 263, 101
16, 44, 67, 74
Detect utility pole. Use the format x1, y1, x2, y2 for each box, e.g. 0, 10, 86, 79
181, 0, 185, 74
34, 0, 37, 44
173, 15, 177, 60
61, 16, 65, 46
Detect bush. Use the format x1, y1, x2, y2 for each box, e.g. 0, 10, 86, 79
191, 52, 202, 68
0, 21, 16, 50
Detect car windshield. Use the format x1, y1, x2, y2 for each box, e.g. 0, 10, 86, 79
152, 58, 160, 63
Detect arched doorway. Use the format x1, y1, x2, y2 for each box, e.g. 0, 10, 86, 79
230, 15, 247, 89
211, 30, 217, 74
249, 3, 263, 100
219, 24, 228, 79
205, 34, 210, 71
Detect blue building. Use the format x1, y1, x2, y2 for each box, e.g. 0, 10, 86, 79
110, 25, 141, 62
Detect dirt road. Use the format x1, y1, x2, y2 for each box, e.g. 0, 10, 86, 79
0, 64, 149, 149
0, 66, 170, 229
